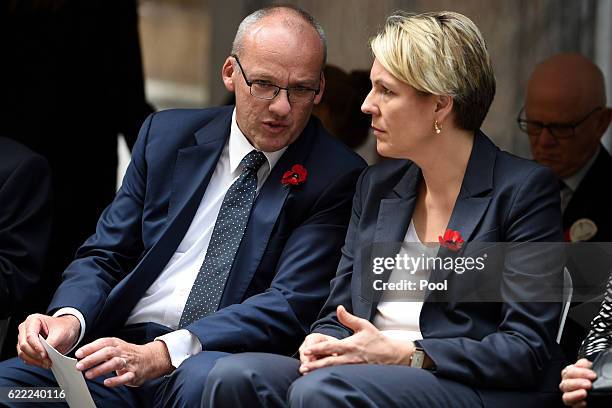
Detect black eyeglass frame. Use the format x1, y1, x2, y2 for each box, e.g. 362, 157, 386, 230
517, 106, 602, 141
231, 54, 321, 104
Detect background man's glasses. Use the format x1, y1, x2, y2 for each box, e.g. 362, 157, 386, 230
232, 54, 320, 104
517, 107, 601, 141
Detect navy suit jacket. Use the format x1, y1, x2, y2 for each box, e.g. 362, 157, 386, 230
312, 132, 566, 407
47, 106, 366, 355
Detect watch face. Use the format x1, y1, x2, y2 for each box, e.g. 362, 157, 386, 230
410, 350, 425, 368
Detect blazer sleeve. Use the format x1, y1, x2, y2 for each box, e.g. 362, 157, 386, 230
0, 153, 52, 318
416, 165, 565, 388
184, 166, 365, 355
309, 168, 369, 340
46, 113, 153, 328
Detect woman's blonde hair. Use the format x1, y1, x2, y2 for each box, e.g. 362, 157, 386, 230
371, 11, 496, 131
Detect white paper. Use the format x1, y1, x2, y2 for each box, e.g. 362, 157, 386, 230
39, 334, 97, 408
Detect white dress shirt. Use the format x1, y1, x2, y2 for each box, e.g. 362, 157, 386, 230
372, 220, 436, 343
55, 109, 286, 367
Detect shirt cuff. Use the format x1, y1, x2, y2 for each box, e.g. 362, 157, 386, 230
155, 329, 202, 368
52, 307, 85, 354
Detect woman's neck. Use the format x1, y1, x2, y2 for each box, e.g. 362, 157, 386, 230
413, 129, 475, 208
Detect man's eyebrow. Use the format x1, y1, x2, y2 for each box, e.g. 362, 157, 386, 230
527, 117, 581, 126
248, 72, 276, 82
290, 79, 319, 88
250, 73, 319, 88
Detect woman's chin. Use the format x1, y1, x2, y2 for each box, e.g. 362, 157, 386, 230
376, 142, 405, 159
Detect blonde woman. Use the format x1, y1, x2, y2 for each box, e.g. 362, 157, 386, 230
203, 11, 565, 408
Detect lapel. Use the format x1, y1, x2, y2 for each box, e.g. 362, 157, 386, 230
445, 132, 495, 241
373, 163, 420, 244
365, 163, 420, 319
95, 109, 232, 333
218, 117, 317, 307
427, 131, 495, 293
166, 110, 232, 221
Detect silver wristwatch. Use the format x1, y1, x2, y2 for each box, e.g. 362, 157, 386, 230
410, 347, 425, 368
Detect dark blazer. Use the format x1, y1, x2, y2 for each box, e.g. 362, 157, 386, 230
312, 131, 566, 407
0, 137, 52, 356
563, 145, 612, 242
47, 106, 366, 355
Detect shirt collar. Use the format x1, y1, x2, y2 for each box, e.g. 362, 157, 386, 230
229, 108, 287, 176
562, 145, 600, 192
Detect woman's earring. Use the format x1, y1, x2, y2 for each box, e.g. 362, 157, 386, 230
434, 120, 442, 134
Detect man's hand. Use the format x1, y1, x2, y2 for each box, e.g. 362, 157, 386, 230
560, 358, 597, 407
299, 305, 415, 374
75, 338, 174, 387
17, 314, 80, 369
298, 333, 337, 364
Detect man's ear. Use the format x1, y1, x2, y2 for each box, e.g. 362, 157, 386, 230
313, 71, 326, 105
222, 57, 236, 92
434, 94, 454, 124
595, 107, 612, 139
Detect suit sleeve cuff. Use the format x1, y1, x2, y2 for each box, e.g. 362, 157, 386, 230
155, 329, 202, 368
311, 324, 351, 340
52, 307, 85, 354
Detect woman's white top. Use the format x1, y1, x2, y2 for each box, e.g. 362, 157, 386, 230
372, 220, 436, 342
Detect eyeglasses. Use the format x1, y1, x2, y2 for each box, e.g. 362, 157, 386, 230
517, 107, 602, 141
231, 54, 320, 104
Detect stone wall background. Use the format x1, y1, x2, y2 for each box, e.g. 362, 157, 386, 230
135, 0, 611, 161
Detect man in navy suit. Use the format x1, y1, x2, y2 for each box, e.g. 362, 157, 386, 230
0, 5, 365, 407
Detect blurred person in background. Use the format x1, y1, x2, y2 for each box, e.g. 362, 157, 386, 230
520, 54, 612, 243
520, 54, 612, 363
312, 65, 374, 159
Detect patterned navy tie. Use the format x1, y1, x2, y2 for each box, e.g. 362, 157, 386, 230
179, 150, 267, 328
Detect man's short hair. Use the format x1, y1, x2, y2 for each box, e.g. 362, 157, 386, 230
231, 5, 327, 68
371, 11, 496, 131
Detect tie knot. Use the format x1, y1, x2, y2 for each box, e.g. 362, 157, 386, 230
241, 150, 267, 172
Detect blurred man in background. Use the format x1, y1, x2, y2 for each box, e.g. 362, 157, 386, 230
520, 53, 612, 362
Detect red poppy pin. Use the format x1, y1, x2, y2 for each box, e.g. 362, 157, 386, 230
438, 229, 464, 252
281, 164, 308, 187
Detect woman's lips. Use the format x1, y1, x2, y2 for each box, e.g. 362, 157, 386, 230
371, 125, 385, 133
